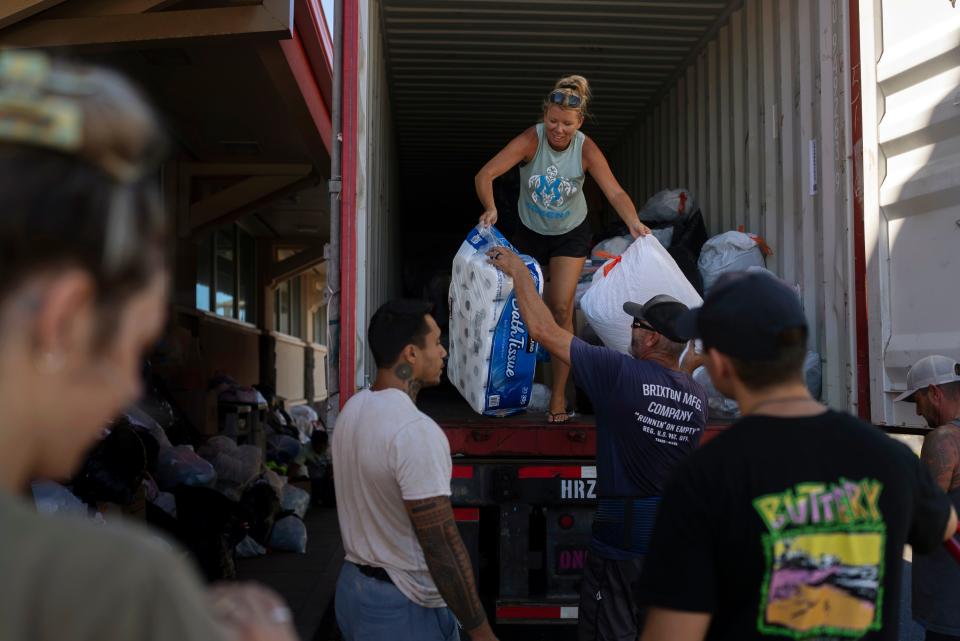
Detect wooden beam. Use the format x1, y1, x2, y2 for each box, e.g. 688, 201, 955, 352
190, 172, 309, 231
0, 0, 67, 30
269, 245, 326, 286
42, 0, 186, 19
0, 3, 293, 49
258, 41, 331, 172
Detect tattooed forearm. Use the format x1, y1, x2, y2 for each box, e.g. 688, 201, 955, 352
921, 427, 960, 492
405, 496, 488, 632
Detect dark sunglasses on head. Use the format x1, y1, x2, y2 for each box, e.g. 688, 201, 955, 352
548, 90, 582, 109
631, 319, 656, 332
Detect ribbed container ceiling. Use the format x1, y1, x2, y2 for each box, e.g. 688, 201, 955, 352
381, 0, 734, 175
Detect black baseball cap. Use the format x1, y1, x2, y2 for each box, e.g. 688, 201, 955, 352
674, 272, 808, 360
622, 295, 689, 344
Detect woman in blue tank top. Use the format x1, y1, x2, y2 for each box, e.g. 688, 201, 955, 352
475, 75, 649, 423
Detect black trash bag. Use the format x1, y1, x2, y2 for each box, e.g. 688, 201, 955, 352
239, 482, 282, 547
72, 420, 147, 507
671, 208, 708, 258
174, 485, 248, 582
140, 361, 201, 448
668, 245, 704, 296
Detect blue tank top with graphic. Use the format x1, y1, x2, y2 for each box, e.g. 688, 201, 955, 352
517, 123, 588, 236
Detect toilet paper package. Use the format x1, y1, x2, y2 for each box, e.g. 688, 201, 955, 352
580, 235, 702, 355
448, 225, 544, 416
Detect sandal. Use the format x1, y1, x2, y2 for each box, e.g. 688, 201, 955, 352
547, 411, 576, 425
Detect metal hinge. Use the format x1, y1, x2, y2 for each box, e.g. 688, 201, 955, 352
328, 179, 342, 194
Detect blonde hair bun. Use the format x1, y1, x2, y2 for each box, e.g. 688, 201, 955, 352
545, 74, 591, 115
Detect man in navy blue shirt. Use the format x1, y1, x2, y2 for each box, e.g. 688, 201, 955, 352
488, 247, 707, 641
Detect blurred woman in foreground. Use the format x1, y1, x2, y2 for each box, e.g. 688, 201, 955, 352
0, 51, 297, 641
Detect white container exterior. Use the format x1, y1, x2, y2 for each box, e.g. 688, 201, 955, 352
607, 0, 859, 414
355, 0, 402, 389
858, 0, 960, 426
350, 0, 959, 425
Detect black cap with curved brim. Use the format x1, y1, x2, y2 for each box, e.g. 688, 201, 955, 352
622, 294, 689, 344
673, 271, 808, 360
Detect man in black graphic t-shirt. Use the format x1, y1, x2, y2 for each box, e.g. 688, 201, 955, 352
487, 248, 707, 641
638, 272, 959, 641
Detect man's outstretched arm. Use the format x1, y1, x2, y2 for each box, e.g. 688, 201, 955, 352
405, 496, 498, 641
487, 248, 573, 366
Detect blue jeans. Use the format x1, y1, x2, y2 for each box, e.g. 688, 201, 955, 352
335, 562, 460, 641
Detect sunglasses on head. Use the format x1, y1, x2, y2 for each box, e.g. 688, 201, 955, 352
548, 89, 582, 109
631, 319, 656, 332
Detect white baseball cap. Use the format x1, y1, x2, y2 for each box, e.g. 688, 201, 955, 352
895, 355, 960, 403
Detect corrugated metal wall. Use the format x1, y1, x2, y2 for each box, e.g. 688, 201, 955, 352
355, 0, 402, 386
609, 0, 857, 411
859, 0, 960, 425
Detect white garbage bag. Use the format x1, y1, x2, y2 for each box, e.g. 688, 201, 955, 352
693, 350, 823, 419
650, 227, 674, 248
448, 225, 544, 416
580, 236, 702, 354
804, 351, 823, 400
155, 445, 216, 490
526, 383, 552, 413
281, 483, 311, 519
698, 231, 766, 293
639, 188, 697, 223
32, 481, 88, 517
592, 235, 632, 260
150, 491, 177, 518
288, 404, 320, 443
269, 515, 307, 554
692, 366, 740, 418
235, 535, 267, 558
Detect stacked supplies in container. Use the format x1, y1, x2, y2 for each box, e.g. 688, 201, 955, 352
448, 225, 543, 416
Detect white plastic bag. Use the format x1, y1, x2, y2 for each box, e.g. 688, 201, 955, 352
804, 351, 822, 400
269, 515, 307, 554
155, 445, 217, 490
151, 491, 177, 518
698, 231, 765, 293
288, 404, 320, 443
281, 484, 311, 519
580, 236, 703, 354
650, 227, 674, 248
32, 481, 88, 517
693, 351, 823, 419
235, 535, 267, 558
639, 188, 697, 223
692, 366, 740, 418
526, 383, 552, 413
592, 235, 632, 260
448, 225, 544, 416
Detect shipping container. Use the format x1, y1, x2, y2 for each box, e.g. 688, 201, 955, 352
335, 0, 960, 623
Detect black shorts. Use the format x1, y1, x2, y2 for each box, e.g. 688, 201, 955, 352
513, 217, 592, 266
578, 551, 645, 641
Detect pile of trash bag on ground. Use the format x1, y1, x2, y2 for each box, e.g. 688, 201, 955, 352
31, 375, 331, 581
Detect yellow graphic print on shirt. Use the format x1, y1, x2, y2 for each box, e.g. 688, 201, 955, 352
753, 478, 886, 639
